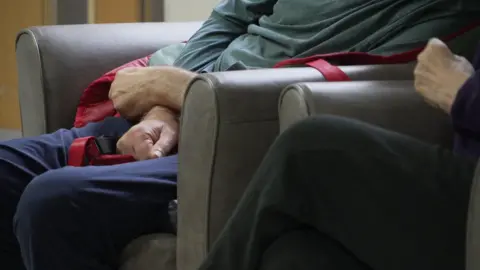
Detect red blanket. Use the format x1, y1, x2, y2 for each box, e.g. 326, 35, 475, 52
73, 55, 151, 128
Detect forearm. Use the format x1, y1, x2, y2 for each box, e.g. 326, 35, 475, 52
146, 67, 196, 112
110, 66, 196, 121
142, 106, 178, 123
113, 0, 277, 118
173, 0, 276, 72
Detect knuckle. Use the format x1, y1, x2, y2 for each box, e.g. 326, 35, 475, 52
116, 141, 126, 151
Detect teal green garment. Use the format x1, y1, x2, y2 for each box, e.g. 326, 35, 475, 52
148, 43, 186, 66
172, 0, 480, 72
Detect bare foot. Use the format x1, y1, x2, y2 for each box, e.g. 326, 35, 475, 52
414, 38, 474, 113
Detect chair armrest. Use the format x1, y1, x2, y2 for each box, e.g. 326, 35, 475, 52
16, 22, 202, 136
278, 80, 453, 147
176, 63, 415, 270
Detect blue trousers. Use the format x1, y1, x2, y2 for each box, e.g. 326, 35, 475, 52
0, 117, 178, 270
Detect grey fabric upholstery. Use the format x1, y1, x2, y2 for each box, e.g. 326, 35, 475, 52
120, 233, 176, 270
16, 22, 202, 137
278, 80, 452, 147
177, 64, 415, 270
15, 22, 419, 270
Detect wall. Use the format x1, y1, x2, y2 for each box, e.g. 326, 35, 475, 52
164, 0, 219, 22
94, 0, 142, 23
0, 0, 145, 133
0, 0, 45, 131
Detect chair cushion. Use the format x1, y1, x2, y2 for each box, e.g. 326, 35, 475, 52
120, 233, 176, 270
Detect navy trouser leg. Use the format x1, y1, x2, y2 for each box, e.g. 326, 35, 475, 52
14, 155, 177, 270
0, 117, 178, 270
0, 117, 132, 270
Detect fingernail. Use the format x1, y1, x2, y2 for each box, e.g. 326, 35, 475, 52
154, 150, 164, 158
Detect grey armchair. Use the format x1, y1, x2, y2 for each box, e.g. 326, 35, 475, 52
16, 22, 416, 270
277, 80, 467, 269
16, 22, 203, 137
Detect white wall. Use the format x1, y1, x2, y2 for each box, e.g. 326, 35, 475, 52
164, 0, 219, 21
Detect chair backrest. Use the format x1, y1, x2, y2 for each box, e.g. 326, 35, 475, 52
16, 22, 202, 137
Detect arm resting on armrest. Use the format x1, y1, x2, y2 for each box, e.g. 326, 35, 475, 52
16, 22, 202, 136
278, 80, 453, 147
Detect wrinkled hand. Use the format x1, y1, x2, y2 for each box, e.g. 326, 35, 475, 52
116, 118, 179, 161
414, 38, 474, 113
109, 66, 195, 121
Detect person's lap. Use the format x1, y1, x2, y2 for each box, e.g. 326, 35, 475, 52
258, 229, 369, 270
2, 114, 476, 270
0, 117, 178, 270
200, 115, 476, 270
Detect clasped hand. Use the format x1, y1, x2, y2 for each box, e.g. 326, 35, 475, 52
414, 38, 474, 113
116, 107, 179, 160
108, 66, 195, 160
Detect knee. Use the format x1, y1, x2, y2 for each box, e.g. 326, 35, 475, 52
277, 115, 364, 150
14, 168, 86, 234
259, 230, 364, 270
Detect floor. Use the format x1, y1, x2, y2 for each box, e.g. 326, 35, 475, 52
0, 128, 22, 140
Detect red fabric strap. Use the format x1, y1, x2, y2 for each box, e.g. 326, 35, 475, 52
68, 136, 136, 167
68, 136, 96, 166
306, 59, 351, 81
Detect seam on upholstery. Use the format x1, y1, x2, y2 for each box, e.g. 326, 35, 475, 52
201, 75, 221, 251
15, 28, 48, 135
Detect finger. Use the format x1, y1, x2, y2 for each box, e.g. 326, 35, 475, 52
413, 60, 437, 79
414, 79, 439, 105
116, 137, 130, 155
454, 55, 475, 74
426, 38, 452, 57
150, 128, 178, 159
413, 67, 439, 94
418, 39, 454, 67
117, 137, 140, 158
415, 82, 437, 102
133, 138, 154, 161
422, 97, 440, 109
117, 132, 153, 160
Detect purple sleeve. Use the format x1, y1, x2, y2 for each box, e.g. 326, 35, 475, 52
448, 43, 480, 158
451, 69, 480, 158
451, 70, 480, 134
473, 43, 480, 70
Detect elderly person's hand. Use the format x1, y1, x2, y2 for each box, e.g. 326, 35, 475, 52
109, 66, 196, 121
116, 106, 178, 160
414, 38, 474, 113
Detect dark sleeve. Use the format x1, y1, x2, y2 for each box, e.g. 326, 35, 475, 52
451, 69, 480, 158
172, 0, 277, 72
451, 72, 480, 134
473, 42, 480, 70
